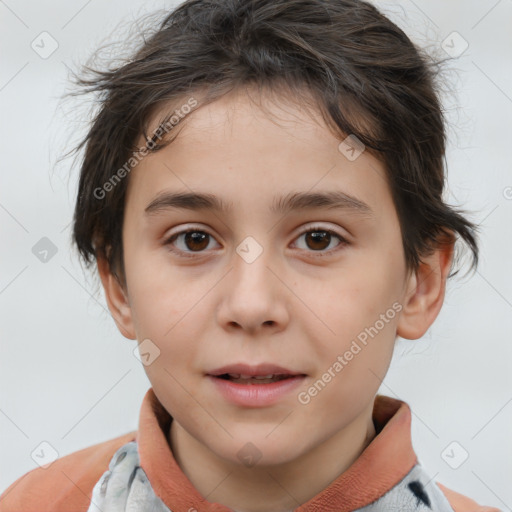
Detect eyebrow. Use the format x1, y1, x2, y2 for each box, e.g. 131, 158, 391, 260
144, 190, 374, 218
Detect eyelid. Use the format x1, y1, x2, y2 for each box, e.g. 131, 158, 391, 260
164, 223, 214, 240
294, 222, 349, 239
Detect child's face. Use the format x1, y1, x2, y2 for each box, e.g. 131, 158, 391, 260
106, 88, 421, 466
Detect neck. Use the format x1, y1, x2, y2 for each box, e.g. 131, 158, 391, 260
168, 402, 377, 512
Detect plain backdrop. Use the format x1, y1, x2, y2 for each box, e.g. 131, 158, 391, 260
1, 0, 511, 508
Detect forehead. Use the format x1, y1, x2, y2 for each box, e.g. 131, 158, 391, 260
126, 88, 393, 220
144, 87, 341, 153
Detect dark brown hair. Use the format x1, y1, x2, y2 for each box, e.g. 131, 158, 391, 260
69, 0, 479, 288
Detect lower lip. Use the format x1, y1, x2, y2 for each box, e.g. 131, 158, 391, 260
207, 375, 306, 407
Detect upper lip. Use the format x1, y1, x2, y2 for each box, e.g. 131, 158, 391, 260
207, 363, 306, 377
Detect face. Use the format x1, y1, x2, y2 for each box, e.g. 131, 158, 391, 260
108, 88, 422, 467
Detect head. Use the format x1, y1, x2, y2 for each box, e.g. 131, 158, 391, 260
70, 0, 478, 467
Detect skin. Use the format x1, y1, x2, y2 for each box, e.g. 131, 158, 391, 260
98, 86, 454, 512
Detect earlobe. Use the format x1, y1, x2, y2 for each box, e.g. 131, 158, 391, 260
97, 257, 137, 340
397, 238, 454, 340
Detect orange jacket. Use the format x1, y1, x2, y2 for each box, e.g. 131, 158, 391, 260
0, 388, 501, 511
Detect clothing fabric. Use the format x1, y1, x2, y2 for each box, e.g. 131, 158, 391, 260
84, 441, 456, 512
0, 388, 501, 512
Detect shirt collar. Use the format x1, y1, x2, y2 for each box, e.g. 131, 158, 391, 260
136, 387, 417, 512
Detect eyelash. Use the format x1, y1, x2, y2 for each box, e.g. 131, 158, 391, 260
163, 225, 349, 259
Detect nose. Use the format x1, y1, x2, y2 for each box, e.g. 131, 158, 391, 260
216, 242, 290, 335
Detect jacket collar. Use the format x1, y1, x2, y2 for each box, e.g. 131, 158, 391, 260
136, 388, 417, 511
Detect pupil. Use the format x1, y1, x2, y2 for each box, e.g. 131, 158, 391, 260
307, 231, 329, 250
186, 231, 209, 251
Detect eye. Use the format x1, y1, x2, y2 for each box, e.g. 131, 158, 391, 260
163, 224, 349, 259
292, 225, 349, 257
164, 227, 220, 258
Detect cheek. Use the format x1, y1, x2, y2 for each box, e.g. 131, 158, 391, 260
126, 256, 222, 346
125, 246, 193, 331
316, 268, 401, 338
305, 256, 402, 375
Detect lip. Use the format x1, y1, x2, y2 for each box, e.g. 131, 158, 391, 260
207, 363, 304, 377
207, 374, 306, 407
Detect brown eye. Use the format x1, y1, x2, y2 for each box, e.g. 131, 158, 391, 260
165, 228, 220, 257
305, 230, 331, 251
293, 226, 349, 256
182, 231, 209, 251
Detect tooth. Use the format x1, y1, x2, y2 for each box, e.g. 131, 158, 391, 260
240, 374, 253, 379
228, 373, 241, 378
254, 374, 275, 379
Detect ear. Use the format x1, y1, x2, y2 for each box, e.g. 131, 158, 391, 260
397, 235, 455, 340
97, 257, 137, 340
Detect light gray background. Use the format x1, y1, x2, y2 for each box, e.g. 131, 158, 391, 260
1, 0, 511, 508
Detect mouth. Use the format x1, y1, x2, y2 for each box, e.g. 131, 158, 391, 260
206, 366, 307, 407
207, 363, 307, 385
213, 373, 301, 384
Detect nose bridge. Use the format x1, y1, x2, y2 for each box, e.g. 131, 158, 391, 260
232, 234, 277, 300
217, 233, 288, 332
